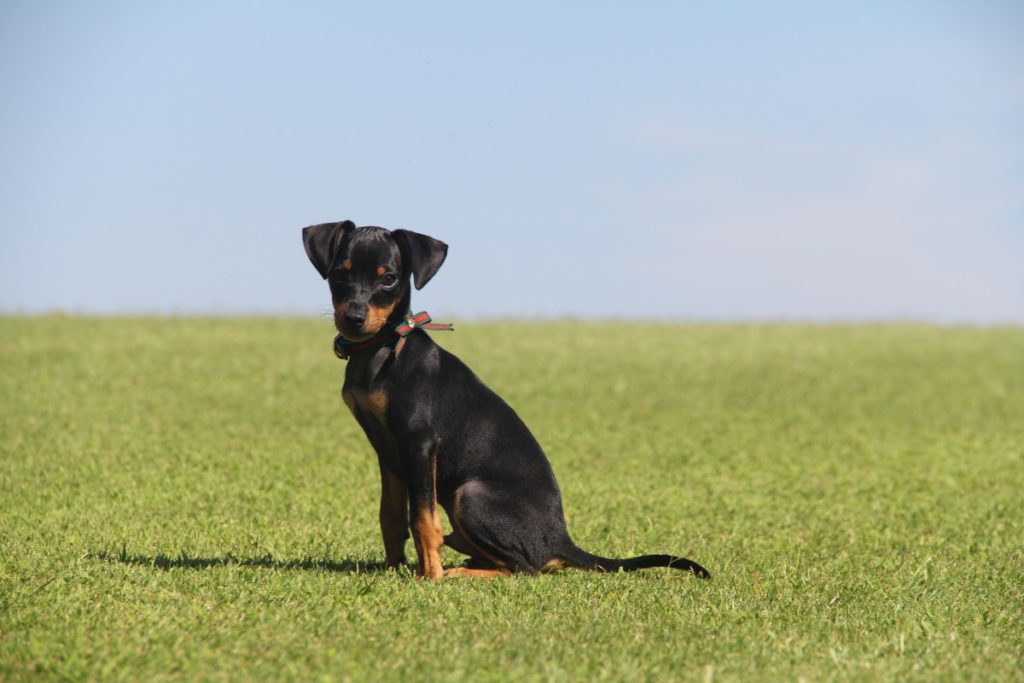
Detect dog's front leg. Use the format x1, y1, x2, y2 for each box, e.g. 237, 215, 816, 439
378, 463, 409, 568
404, 433, 444, 579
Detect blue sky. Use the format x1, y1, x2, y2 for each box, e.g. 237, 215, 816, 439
2, 1, 1022, 322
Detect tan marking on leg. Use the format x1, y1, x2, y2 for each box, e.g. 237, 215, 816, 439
541, 558, 566, 573
443, 566, 512, 579
412, 507, 444, 579
412, 447, 444, 579
379, 468, 408, 568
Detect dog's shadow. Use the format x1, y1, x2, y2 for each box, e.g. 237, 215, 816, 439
93, 548, 392, 574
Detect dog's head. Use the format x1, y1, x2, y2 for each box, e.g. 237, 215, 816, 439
302, 220, 447, 341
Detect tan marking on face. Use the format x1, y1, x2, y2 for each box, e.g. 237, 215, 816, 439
376, 265, 387, 277
379, 467, 408, 568
443, 566, 512, 579
365, 299, 399, 335
341, 259, 352, 271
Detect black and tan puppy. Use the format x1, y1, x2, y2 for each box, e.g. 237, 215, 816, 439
303, 220, 709, 579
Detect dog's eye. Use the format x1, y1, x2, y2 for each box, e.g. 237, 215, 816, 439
381, 273, 398, 289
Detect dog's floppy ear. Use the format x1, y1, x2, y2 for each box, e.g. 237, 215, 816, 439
392, 229, 448, 290
302, 220, 355, 279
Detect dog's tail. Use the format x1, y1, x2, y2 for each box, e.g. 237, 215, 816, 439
556, 543, 710, 579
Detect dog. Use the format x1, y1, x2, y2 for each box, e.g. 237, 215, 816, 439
302, 220, 709, 579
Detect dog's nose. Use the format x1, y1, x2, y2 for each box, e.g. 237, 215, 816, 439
345, 309, 366, 327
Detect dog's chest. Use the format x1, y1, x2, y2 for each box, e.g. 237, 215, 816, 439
342, 380, 404, 476
342, 384, 388, 425
341, 348, 392, 425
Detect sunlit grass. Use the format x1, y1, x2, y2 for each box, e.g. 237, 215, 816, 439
2, 317, 1022, 681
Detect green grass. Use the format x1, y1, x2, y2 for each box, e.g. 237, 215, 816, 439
1, 316, 1022, 681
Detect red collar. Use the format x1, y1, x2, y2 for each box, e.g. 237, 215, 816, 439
333, 310, 453, 360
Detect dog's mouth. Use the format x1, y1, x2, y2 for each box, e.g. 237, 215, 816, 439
335, 323, 374, 343
334, 303, 367, 342
336, 318, 392, 343
334, 300, 398, 343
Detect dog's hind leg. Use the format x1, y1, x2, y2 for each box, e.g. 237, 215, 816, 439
449, 480, 558, 575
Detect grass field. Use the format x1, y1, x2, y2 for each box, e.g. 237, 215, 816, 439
1, 316, 1022, 681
